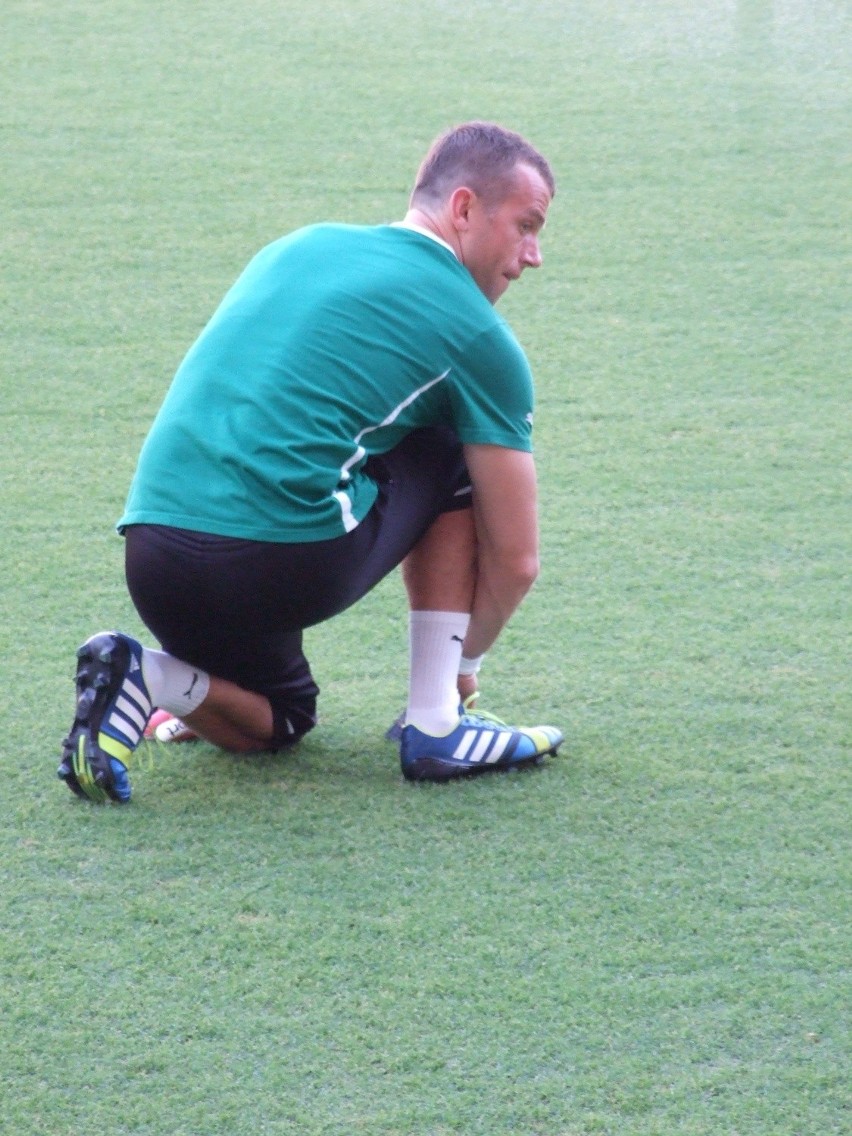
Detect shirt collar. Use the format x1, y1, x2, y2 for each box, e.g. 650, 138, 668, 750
390, 221, 458, 260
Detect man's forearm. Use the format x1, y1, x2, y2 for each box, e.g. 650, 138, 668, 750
462, 444, 540, 661
462, 553, 538, 659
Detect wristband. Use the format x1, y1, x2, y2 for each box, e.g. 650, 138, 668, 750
458, 653, 485, 676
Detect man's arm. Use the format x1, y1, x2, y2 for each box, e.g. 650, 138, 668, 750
462, 443, 540, 661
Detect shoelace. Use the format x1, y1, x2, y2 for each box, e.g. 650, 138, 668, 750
460, 696, 511, 730
124, 746, 157, 772
388, 696, 512, 740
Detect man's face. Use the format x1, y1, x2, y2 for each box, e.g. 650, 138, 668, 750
458, 162, 552, 304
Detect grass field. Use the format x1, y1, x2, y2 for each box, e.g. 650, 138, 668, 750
2, 2, 850, 1133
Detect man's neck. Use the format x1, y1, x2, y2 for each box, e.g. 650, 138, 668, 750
394, 210, 460, 260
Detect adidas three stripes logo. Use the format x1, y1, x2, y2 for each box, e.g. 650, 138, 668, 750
106, 678, 152, 748
452, 727, 514, 765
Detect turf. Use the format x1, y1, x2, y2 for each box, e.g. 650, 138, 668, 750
2, 2, 849, 1133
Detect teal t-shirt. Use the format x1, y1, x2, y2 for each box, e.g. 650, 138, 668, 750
119, 223, 535, 542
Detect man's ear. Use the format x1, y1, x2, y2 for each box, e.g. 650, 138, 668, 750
448, 185, 476, 231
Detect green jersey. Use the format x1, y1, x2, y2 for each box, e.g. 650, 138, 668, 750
119, 223, 535, 542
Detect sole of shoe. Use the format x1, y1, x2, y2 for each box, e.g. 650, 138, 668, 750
401, 744, 559, 783
58, 633, 135, 802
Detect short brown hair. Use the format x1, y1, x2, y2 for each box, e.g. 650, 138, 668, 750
411, 121, 556, 208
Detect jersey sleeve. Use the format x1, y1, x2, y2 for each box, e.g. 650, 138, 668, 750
446, 322, 534, 451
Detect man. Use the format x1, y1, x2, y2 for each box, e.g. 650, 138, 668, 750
58, 121, 563, 803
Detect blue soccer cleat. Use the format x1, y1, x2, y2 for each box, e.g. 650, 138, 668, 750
400, 706, 562, 782
57, 631, 152, 803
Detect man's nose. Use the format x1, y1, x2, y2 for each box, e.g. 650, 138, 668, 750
523, 236, 543, 269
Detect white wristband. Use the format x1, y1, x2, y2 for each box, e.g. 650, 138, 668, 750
458, 653, 485, 676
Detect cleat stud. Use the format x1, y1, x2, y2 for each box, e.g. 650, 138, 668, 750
76, 688, 96, 714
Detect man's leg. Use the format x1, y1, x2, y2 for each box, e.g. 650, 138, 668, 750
138, 627, 318, 755
56, 526, 321, 801
389, 450, 563, 780
401, 508, 478, 734
398, 516, 563, 781
58, 623, 314, 802
169, 676, 273, 752
330, 429, 562, 776
402, 506, 477, 613
119, 632, 273, 751
166, 632, 317, 754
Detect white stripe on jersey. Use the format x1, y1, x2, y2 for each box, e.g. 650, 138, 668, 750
333, 489, 358, 533
334, 371, 450, 529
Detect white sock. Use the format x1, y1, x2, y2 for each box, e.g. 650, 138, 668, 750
140, 649, 211, 718
406, 610, 470, 735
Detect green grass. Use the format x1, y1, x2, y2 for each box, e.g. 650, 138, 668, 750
2, 2, 850, 1133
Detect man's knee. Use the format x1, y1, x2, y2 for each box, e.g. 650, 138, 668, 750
269, 694, 318, 751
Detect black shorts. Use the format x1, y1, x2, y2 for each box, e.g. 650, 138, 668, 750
124, 427, 471, 745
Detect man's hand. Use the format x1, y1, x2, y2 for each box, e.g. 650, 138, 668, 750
457, 671, 479, 706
